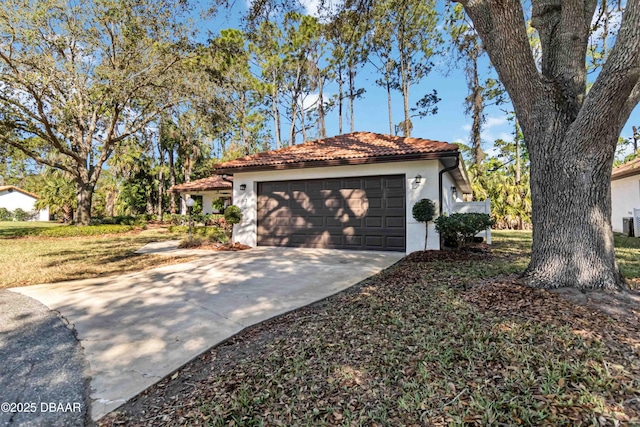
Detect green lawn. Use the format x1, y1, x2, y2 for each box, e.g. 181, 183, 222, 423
0, 220, 60, 238
100, 230, 640, 426
0, 222, 194, 288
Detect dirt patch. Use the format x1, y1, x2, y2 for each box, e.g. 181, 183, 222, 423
550, 286, 640, 323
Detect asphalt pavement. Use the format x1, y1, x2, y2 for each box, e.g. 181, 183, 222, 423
0, 290, 89, 426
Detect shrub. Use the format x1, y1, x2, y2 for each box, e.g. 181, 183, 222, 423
412, 199, 436, 223
97, 215, 147, 228
0, 208, 11, 221
162, 213, 187, 225
211, 198, 225, 213
434, 213, 494, 249
167, 225, 228, 243
12, 208, 31, 221
223, 205, 243, 225
36, 224, 136, 237
412, 199, 436, 250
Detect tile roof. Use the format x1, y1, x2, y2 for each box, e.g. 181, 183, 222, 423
214, 132, 459, 171
0, 185, 40, 199
612, 157, 640, 180
169, 175, 232, 193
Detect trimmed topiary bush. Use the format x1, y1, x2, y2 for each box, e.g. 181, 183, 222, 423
223, 205, 243, 225
412, 199, 437, 250
434, 213, 494, 249
223, 205, 243, 240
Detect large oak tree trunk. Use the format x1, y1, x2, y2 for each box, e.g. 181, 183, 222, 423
458, 0, 640, 290
525, 121, 623, 289
75, 180, 94, 226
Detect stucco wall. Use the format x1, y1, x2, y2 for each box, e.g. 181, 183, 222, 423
0, 190, 49, 221
231, 160, 456, 253
611, 175, 640, 233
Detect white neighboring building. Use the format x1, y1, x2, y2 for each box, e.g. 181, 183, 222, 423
0, 186, 49, 221
611, 158, 640, 234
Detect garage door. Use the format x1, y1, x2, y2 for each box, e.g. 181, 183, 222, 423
257, 175, 405, 251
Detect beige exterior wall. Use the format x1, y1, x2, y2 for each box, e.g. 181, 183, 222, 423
231, 160, 455, 253
611, 175, 640, 233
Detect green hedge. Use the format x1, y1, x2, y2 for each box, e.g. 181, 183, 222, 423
35, 224, 136, 237
434, 213, 494, 248
167, 225, 227, 242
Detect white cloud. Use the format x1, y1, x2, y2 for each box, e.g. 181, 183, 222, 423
456, 115, 514, 150
484, 115, 508, 129
301, 93, 320, 111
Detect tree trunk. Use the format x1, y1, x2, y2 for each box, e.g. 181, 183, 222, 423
272, 81, 282, 148
338, 70, 343, 134
471, 53, 484, 165
169, 148, 176, 214
387, 78, 393, 135
301, 100, 308, 142
524, 125, 624, 290
459, 0, 640, 290
157, 146, 164, 217
515, 119, 522, 185
75, 180, 94, 225
317, 75, 326, 139
401, 65, 411, 137
106, 191, 116, 217
349, 64, 355, 132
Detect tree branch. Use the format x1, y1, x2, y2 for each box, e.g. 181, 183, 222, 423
531, 0, 597, 114
0, 135, 75, 175
574, 0, 640, 146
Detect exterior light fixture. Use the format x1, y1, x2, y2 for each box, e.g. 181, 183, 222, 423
451, 186, 457, 199
415, 174, 422, 184
240, 184, 247, 191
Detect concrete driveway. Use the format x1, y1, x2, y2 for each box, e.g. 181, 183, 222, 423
11, 247, 402, 421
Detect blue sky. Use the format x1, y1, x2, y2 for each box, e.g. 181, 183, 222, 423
199, 1, 640, 159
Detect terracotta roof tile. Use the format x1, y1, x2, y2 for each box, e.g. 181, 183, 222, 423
612, 157, 640, 180
214, 132, 459, 171
169, 175, 232, 193
0, 185, 40, 199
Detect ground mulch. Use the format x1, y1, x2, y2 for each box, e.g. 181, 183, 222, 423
98, 248, 640, 426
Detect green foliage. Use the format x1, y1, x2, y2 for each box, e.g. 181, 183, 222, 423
212, 198, 225, 213
223, 205, 243, 225
0, 208, 11, 221
12, 208, 31, 222
168, 226, 228, 243
0, 0, 199, 225
412, 199, 436, 223
33, 169, 76, 223
435, 213, 494, 248
98, 215, 147, 227
8, 224, 136, 238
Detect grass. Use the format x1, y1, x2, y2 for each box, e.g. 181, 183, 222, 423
0, 220, 60, 238
0, 222, 195, 288
100, 230, 640, 426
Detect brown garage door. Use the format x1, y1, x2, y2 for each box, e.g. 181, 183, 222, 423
257, 175, 405, 251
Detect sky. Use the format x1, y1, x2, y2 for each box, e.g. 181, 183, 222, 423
198, 0, 640, 160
